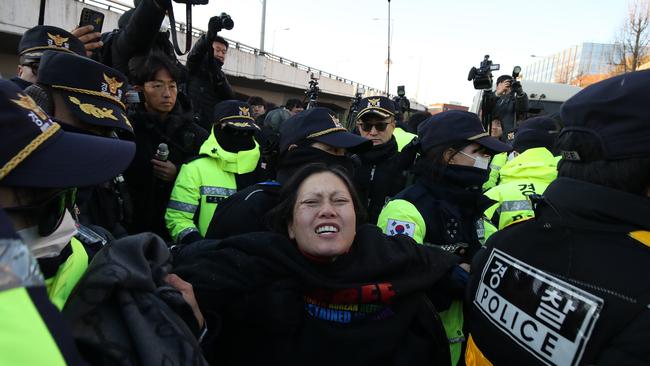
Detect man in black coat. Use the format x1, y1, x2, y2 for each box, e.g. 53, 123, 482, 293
123, 52, 208, 241
466, 70, 650, 365
185, 30, 235, 130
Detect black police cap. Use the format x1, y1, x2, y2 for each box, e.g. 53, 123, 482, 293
18, 25, 85, 60
418, 110, 511, 154
356, 96, 396, 121
279, 107, 371, 153
560, 69, 650, 161
213, 100, 259, 131
0, 79, 135, 188
513, 116, 559, 153
37, 51, 133, 134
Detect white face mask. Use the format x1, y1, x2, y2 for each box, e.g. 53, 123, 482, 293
507, 151, 519, 161
16, 210, 78, 259
458, 151, 490, 170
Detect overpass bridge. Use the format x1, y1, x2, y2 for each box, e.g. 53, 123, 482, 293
0, 0, 428, 118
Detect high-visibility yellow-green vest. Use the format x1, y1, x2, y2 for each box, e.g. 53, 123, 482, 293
1, 237, 71, 365
393, 127, 417, 152
166, 130, 260, 242
44, 237, 89, 310
484, 148, 558, 230
482, 152, 507, 192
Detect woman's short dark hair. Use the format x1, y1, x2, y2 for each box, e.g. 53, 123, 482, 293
267, 163, 367, 237
129, 52, 180, 86
557, 131, 650, 195
415, 140, 471, 181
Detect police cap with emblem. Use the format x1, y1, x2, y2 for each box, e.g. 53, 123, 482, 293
0, 79, 135, 188
355, 96, 396, 121
213, 100, 259, 132
560, 69, 650, 162
513, 116, 559, 153
18, 25, 85, 61
418, 110, 512, 154
36, 51, 133, 134
279, 107, 372, 153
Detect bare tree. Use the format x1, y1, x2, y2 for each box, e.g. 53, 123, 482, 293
612, 0, 650, 73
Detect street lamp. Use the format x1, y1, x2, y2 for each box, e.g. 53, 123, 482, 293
271, 27, 290, 54
372, 1, 394, 96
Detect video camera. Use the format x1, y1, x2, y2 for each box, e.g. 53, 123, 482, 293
468, 55, 500, 90
392, 85, 411, 123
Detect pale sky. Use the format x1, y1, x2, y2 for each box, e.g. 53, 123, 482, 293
160, 0, 627, 106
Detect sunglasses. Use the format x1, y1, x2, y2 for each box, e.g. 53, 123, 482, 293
4, 188, 77, 236
357, 121, 391, 132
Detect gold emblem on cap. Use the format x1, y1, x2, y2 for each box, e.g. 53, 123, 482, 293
103, 73, 124, 95
368, 98, 381, 107
11, 93, 49, 121
238, 106, 250, 116
69, 96, 117, 121
47, 33, 69, 47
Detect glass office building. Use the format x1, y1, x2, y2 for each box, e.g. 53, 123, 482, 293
523, 43, 616, 83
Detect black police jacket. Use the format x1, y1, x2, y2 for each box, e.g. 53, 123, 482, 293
467, 178, 650, 365
394, 166, 494, 259
173, 224, 459, 366
353, 136, 417, 224
185, 35, 235, 131
122, 97, 208, 240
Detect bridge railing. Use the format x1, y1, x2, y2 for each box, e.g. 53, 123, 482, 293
73, 0, 385, 96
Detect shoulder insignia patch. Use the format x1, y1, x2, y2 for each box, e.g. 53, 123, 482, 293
386, 219, 416, 238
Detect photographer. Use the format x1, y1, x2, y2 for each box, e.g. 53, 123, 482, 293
89, 0, 177, 79
488, 75, 528, 142
186, 15, 235, 130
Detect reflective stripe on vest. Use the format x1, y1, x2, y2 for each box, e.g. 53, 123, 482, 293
44, 238, 88, 310
497, 199, 533, 214
200, 186, 237, 196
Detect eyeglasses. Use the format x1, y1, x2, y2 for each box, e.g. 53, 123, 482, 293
4, 188, 77, 236
357, 121, 391, 132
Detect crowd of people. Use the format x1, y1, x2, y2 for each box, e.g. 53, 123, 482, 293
2, 0, 650, 365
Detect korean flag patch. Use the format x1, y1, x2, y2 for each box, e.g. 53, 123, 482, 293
386, 219, 416, 238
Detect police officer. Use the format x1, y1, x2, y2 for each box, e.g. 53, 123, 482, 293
0, 209, 85, 365
124, 52, 208, 241
11, 25, 85, 90
0, 79, 135, 308
377, 110, 511, 365
166, 100, 261, 244
353, 96, 418, 224
466, 70, 650, 365
483, 116, 560, 229
26, 50, 135, 239
204, 107, 371, 240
